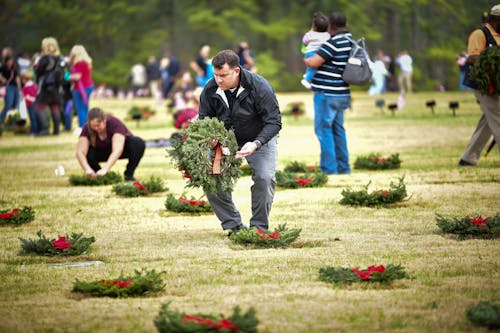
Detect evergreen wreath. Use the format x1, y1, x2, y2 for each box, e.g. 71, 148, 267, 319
435, 213, 500, 239
72, 269, 165, 298
276, 171, 328, 189
112, 176, 167, 197
339, 176, 408, 207
127, 105, 156, 120
354, 153, 401, 170
283, 161, 319, 173
19, 230, 95, 256
282, 101, 306, 117
168, 117, 242, 193
466, 301, 500, 329
470, 46, 500, 95
229, 224, 301, 248
319, 264, 408, 285
154, 302, 258, 333
69, 171, 122, 186
0, 206, 35, 225
165, 193, 212, 213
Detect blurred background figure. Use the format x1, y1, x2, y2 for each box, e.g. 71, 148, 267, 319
146, 55, 162, 102
237, 41, 255, 72
69, 44, 94, 132
190, 44, 212, 87
130, 61, 147, 96
368, 49, 389, 96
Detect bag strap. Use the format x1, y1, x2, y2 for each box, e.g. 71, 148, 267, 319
344, 35, 368, 59
480, 25, 497, 47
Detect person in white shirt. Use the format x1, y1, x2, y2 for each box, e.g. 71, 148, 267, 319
396, 50, 413, 93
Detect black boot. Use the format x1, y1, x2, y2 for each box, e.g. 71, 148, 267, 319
52, 111, 61, 135
36, 111, 49, 135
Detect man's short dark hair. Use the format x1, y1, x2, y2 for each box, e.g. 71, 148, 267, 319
212, 50, 240, 70
329, 12, 347, 28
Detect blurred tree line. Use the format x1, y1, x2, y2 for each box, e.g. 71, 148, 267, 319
0, 0, 493, 91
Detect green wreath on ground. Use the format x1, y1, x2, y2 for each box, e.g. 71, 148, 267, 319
19, 230, 95, 256
470, 46, 500, 96
283, 161, 319, 173
276, 170, 328, 189
229, 224, 301, 248
155, 302, 258, 333
339, 176, 408, 207
112, 176, 167, 197
168, 117, 242, 193
435, 213, 500, 239
466, 301, 500, 329
72, 269, 165, 298
69, 171, 122, 186
0, 206, 35, 225
319, 264, 408, 285
165, 193, 212, 213
354, 153, 401, 170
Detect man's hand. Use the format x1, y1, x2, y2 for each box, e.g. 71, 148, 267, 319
236, 141, 258, 158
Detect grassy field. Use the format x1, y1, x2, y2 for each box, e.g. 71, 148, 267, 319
0, 91, 498, 333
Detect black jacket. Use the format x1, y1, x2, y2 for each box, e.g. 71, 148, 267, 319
199, 67, 281, 148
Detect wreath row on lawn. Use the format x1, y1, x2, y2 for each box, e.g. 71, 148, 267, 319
72, 269, 165, 298
229, 224, 301, 248
0, 206, 35, 225
339, 177, 408, 207
165, 193, 212, 213
435, 213, 499, 239
354, 153, 401, 170
112, 176, 167, 197
19, 230, 95, 256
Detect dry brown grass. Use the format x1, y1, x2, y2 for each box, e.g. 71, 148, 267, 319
0, 91, 498, 333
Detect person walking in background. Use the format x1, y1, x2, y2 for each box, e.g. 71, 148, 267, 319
236, 41, 255, 72
199, 49, 281, 235
190, 44, 213, 88
69, 45, 94, 133
396, 49, 413, 93
301, 11, 330, 90
76, 107, 145, 182
0, 54, 21, 132
130, 61, 147, 96
34, 37, 66, 135
368, 49, 389, 96
304, 11, 352, 175
455, 50, 470, 91
21, 71, 38, 135
146, 55, 162, 102
459, 4, 500, 166
160, 49, 181, 99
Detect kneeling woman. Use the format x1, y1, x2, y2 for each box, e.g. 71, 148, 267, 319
76, 107, 145, 181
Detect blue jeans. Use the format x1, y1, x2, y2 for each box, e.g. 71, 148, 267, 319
1, 85, 20, 123
303, 51, 318, 82
206, 136, 278, 231
73, 86, 94, 127
27, 103, 38, 134
313, 92, 351, 174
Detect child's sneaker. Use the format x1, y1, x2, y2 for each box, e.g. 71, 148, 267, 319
301, 79, 311, 90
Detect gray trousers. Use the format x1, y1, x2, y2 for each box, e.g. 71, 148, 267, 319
206, 136, 278, 231
461, 91, 500, 164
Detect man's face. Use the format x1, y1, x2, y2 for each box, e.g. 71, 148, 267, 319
213, 64, 240, 91
491, 16, 500, 33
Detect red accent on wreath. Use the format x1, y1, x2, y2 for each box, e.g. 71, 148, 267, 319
133, 181, 146, 191
257, 228, 281, 239
212, 144, 223, 175
179, 197, 206, 206
294, 177, 313, 186
379, 190, 389, 197
352, 265, 386, 280
0, 208, 19, 219
182, 314, 238, 332
101, 278, 132, 289
470, 215, 489, 227
52, 236, 74, 251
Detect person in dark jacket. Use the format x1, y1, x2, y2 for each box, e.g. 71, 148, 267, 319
199, 49, 281, 235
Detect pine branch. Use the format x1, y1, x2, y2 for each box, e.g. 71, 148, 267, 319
229, 224, 301, 248
354, 153, 401, 170
69, 171, 122, 186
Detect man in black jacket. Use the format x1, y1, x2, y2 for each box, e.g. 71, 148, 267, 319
199, 49, 282, 234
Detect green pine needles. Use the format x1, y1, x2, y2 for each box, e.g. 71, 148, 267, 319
0, 206, 35, 225
165, 193, 212, 213
276, 171, 328, 189
112, 176, 167, 197
466, 301, 500, 329
19, 230, 95, 256
470, 46, 500, 95
319, 264, 408, 285
69, 171, 122, 186
229, 224, 301, 248
168, 118, 242, 193
72, 269, 165, 298
354, 153, 401, 170
339, 177, 408, 207
435, 213, 500, 239
283, 161, 319, 173
154, 302, 258, 333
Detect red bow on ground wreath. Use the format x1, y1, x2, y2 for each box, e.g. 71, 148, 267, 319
132, 181, 146, 191
51, 236, 74, 251
0, 208, 19, 219
257, 228, 280, 239
182, 314, 239, 332
101, 279, 132, 289
294, 177, 313, 186
352, 265, 386, 280
179, 197, 206, 206
468, 215, 489, 227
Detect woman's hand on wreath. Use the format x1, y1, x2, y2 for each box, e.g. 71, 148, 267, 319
236, 141, 257, 158
85, 168, 97, 180
96, 169, 108, 177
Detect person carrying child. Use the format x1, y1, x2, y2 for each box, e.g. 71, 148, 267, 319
301, 12, 330, 90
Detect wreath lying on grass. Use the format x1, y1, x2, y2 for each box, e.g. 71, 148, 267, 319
276, 171, 328, 189
319, 264, 408, 285
72, 269, 165, 298
229, 224, 301, 248
127, 105, 156, 120
282, 101, 306, 117
112, 176, 167, 197
165, 193, 212, 213
339, 177, 408, 207
435, 213, 500, 239
154, 302, 258, 333
69, 171, 122, 186
466, 301, 500, 329
0, 206, 35, 225
354, 153, 401, 170
19, 230, 95, 256
283, 161, 319, 173
168, 117, 242, 193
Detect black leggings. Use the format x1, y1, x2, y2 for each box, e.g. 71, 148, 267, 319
87, 136, 145, 179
